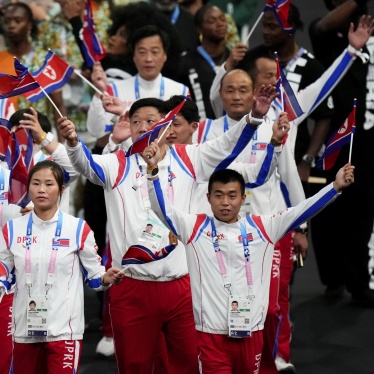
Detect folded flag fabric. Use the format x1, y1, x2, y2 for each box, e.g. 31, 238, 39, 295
0, 59, 40, 99
6, 129, 33, 208
80, 0, 107, 67
0, 118, 11, 161
316, 100, 356, 170
275, 52, 304, 121
126, 97, 187, 157
121, 244, 176, 265
22, 50, 74, 102
264, 0, 293, 34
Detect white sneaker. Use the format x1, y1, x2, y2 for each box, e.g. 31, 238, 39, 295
96, 336, 115, 357
275, 356, 296, 373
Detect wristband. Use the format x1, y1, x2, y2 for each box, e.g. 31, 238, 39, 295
101, 274, 110, 287
147, 165, 159, 179
294, 227, 308, 235
246, 113, 263, 126
40, 132, 54, 148
35, 132, 47, 145
270, 137, 282, 147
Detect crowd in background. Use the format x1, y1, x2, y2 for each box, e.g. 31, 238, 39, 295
0, 0, 373, 373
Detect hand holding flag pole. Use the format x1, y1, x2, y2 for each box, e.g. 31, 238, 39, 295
315, 99, 357, 170
126, 97, 187, 157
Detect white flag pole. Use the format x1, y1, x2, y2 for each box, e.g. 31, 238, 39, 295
74, 69, 103, 95
39, 86, 63, 117
348, 98, 357, 163
243, 12, 264, 45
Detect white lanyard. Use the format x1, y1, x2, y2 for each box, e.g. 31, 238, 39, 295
25, 211, 63, 295
134, 75, 165, 100
210, 218, 254, 296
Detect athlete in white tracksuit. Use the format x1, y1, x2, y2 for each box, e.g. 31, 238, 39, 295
87, 74, 189, 139
147, 164, 354, 372
62, 93, 279, 372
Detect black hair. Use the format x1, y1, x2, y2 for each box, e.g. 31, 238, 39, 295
130, 25, 171, 55
194, 4, 217, 28
9, 109, 52, 133
208, 169, 245, 195
29, 300, 36, 306
129, 97, 166, 118
27, 160, 64, 197
288, 3, 304, 32
107, 1, 184, 79
4, 2, 38, 40
236, 46, 275, 83
164, 95, 200, 123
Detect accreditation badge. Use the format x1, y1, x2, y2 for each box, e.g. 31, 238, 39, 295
138, 217, 168, 251
27, 295, 49, 337
228, 294, 253, 338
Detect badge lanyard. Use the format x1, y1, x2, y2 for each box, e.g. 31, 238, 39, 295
210, 218, 254, 296
25, 211, 63, 296
134, 154, 174, 209
170, 5, 180, 24
197, 46, 217, 73
223, 115, 229, 133
0, 168, 5, 229
134, 75, 165, 101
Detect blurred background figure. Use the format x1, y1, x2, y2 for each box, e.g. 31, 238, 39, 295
309, 0, 374, 307
178, 4, 230, 119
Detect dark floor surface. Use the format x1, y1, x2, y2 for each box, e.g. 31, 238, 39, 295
80, 244, 374, 374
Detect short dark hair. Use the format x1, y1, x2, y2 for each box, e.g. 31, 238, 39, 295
236, 47, 275, 84
164, 95, 200, 123
129, 98, 167, 118
194, 4, 216, 28
130, 25, 171, 54
288, 3, 303, 32
27, 160, 65, 197
9, 108, 52, 133
208, 169, 245, 195
29, 300, 36, 306
4, 3, 38, 40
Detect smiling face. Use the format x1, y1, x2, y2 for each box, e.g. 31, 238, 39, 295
133, 35, 167, 81
207, 181, 245, 224
199, 6, 227, 42
219, 70, 254, 121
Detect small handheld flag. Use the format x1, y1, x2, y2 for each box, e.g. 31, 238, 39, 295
23, 50, 74, 102
0, 118, 11, 161
316, 99, 357, 170
275, 52, 304, 121
6, 129, 33, 208
0, 59, 40, 99
126, 97, 187, 157
80, 0, 107, 67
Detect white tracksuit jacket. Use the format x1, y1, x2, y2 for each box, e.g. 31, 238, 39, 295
148, 178, 341, 334
0, 210, 108, 343
65, 116, 278, 278
87, 74, 189, 139
202, 47, 357, 215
